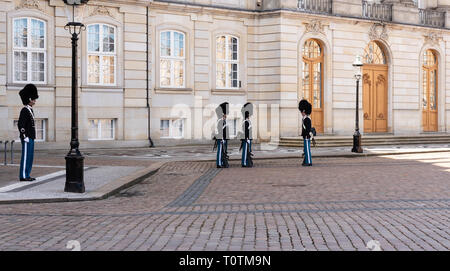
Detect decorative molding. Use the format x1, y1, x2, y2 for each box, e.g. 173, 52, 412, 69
363, 73, 371, 85
369, 23, 388, 41
17, 0, 44, 12
304, 20, 325, 35
423, 32, 443, 46
90, 5, 115, 19
376, 74, 386, 86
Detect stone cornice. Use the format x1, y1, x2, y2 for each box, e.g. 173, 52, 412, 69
90, 0, 152, 6
48, 0, 152, 7
149, 0, 256, 19
149, 0, 449, 31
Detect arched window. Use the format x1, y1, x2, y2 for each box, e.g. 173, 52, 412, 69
160, 30, 185, 88
422, 49, 438, 131
302, 39, 323, 109
216, 35, 239, 89
87, 23, 116, 85
13, 17, 46, 83
363, 41, 386, 64
423, 50, 438, 110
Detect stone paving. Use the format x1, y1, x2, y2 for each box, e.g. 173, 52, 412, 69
0, 152, 449, 251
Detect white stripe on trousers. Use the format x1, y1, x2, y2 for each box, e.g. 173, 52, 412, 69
22, 141, 27, 178
218, 141, 222, 166
306, 139, 311, 164
243, 142, 247, 166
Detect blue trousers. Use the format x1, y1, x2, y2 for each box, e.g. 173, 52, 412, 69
241, 139, 252, 166
303, 138, 312, 165
19, 138, 35, 179
216, 139, 228, 167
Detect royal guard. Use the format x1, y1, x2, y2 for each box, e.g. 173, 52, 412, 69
18, 84, 39, 181
299, 99, 313, 166
240, 102, 253, 167
214, 102, 229, 168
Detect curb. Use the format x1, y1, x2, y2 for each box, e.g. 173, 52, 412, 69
0, 162, 163, 205
184, 148, 450, 163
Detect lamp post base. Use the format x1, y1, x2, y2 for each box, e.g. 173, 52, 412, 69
64, 153, 85, 193
351, 132, 363, 153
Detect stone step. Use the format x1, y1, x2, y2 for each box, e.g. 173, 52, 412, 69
275, 134, 450, 147
279, 138, 450, 144
278, 141, 450, 147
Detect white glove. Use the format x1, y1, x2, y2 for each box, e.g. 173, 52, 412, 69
24, 137, 30, 143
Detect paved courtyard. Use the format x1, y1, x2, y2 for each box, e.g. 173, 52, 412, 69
0, 151, 449, 251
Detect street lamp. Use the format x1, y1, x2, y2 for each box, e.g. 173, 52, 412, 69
352, 55, 363, 153
63, 0, 89, 193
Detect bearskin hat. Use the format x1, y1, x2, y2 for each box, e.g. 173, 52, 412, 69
241, 102, 253, 119
298, 99, 312, 115
215, 102, 229, 118
19, 84, 39, 105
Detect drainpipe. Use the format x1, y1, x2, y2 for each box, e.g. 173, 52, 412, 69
147, 5, 154, 147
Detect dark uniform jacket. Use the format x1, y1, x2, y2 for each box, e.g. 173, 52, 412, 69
301, 116, 311, 139
216, 119, 229, 140
18, 106, 36, 140
243, 119, 252, 140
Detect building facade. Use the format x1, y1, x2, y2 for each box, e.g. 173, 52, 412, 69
1, 0, 450, 148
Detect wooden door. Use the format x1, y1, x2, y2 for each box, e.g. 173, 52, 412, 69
422, 50, 438, 132
301, 39, 324, 133
363, 65, 388, 133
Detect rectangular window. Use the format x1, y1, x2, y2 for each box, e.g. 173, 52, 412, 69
228, 119, 238, 138
13, 18, 46, 83
160, 31, 185, 88
13, 119, 47, 142
87, 24, 116, 85
160, 119, 184, 139
160, 120, 170, 138
88, 119, 115, 140
216, 35, 239, 89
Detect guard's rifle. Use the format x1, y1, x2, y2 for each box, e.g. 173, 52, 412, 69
239, 139, 244, 152
212, 136, 217, 152
310, 127, 317, 147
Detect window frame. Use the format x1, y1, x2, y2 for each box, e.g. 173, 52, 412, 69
302, 39, 324, 109
422, 49, 438, 111
88, 119, 116, 141
215, 34, 240, 90
12, 17, 47, 84
228, 118, 239, 138
363, 41, 386, 65
159, 30, 186, 88
160, 119, 185, 139
86, 23, 117, 86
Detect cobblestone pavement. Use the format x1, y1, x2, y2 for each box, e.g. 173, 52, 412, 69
0, 152, 449, 251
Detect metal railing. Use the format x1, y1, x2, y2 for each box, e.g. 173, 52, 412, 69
1, 140, 16, 165
298, 0, 332, 14
362, 1, 392, 21
419, 9, 446, 28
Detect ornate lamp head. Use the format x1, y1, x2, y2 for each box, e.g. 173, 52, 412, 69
63, 0, 89, 33
353, 55, 363, 80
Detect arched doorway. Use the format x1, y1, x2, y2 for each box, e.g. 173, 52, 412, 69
362, 41, 388, 133
301, 39, 324, 133
422, 49, 438, 132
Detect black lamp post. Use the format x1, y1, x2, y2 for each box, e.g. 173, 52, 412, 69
63, 0, 89, 193
352, 55, 363, 153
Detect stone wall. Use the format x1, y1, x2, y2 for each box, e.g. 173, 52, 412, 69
1, 0, 450, 147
